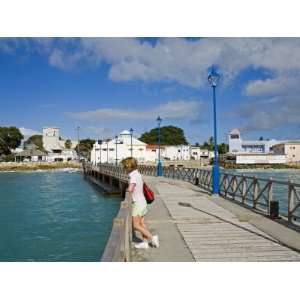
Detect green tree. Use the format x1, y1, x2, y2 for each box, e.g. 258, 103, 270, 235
75, 138, 95, 158
65, 139, 72, 149
0, 127, 24, 155
24, 135, 45, 151
201, 136, 229, 154
140, 126, 188, 145
201, 136, 214, 151
218, 143, 229, 154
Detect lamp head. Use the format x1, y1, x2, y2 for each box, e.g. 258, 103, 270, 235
129, 128, 134, 134
208, 66, 220, 87
156, 116, 162, 125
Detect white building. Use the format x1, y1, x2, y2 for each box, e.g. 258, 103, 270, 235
91, 130, 147, 164
227, 129, 289, 164
190, 146, 215, 160
43, 127, 78, 162
164, 145, 191, 160
228, 129, 281, 154
272, 141, 300, 163
91, 130, 217, 164
145, 144, 166, 162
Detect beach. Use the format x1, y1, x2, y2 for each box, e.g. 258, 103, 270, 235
0, 161, 82, 172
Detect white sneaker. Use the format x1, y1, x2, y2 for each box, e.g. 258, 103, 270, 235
151, 235, 160, 248
134, 241, 149, 249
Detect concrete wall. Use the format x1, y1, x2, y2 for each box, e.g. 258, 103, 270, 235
236, 154, 286, 164
284, 144, 300, 162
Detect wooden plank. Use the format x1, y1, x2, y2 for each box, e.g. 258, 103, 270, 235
189, 246, 294, 253
189, 250, 300, 259
194, 257, 300, 262
182, 240, 280, 247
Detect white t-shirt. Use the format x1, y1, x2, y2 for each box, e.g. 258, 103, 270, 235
129, 169, 147, 206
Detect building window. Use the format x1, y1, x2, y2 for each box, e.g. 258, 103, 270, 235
109, 148, 114, 151
230, 134, 239, 139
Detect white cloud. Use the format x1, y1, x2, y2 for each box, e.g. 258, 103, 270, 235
66, 99, 205, 122
85, 126, 114, 138
4, 38, 300, 88
234, 95, 300, 132
67, 38, 300, 87
19, 127, 41, 137
245, 76, 300, 97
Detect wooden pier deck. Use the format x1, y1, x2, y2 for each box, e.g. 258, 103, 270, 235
132, 177, 300, 262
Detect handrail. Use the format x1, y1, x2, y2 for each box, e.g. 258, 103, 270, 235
101, 191, 132, 262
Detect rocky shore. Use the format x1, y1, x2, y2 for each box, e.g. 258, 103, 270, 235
0, 161, 82, 172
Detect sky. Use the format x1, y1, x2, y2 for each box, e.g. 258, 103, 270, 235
0, 37, 300, 144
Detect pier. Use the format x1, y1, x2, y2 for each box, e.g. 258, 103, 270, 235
83, 163, 300, 262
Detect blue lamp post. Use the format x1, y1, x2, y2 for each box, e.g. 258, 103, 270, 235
156, 116, 163, 176
129, 128, 134, 157
208, 66, 221, 195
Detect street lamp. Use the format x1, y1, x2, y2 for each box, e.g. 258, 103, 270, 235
115, 135, 118, 166
129, 128, 134, 157
156, 116, 163, 176
208, 66, 221, 195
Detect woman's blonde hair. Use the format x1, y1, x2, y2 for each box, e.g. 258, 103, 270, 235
121, 157, 138, 172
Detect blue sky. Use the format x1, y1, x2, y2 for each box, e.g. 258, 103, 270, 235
0, 37, 300, 144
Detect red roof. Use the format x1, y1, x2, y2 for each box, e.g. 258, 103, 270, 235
146, 144, 166, 150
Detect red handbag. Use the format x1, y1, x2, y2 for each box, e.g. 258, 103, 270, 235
143, 183, 155, 204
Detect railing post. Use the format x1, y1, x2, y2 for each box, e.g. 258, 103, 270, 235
288, 180, 294, 223
253, 176, 258, 209
242, 175, 247, 204
267, 177, 273, 215
224, 174, 228, 197
232, 176, 237, 200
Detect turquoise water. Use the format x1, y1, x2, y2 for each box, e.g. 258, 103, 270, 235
0, 171, 121, 262
227, 169, 300, 216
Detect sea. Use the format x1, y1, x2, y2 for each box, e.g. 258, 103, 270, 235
0, 170, 120, 262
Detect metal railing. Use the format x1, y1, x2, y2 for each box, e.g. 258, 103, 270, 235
219, 172, 300, 224
83, 162, 300, 227
83, 162, 128, 183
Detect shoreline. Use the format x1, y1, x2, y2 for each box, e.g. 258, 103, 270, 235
0, 161, 82, 172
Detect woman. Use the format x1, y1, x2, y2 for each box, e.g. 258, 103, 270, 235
121, 157, 159, 249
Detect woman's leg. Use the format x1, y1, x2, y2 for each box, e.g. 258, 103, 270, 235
140, 217, 148, 240
132, 216, 152, 241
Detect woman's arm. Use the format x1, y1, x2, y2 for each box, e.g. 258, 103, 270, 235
127, 183, 136, 193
